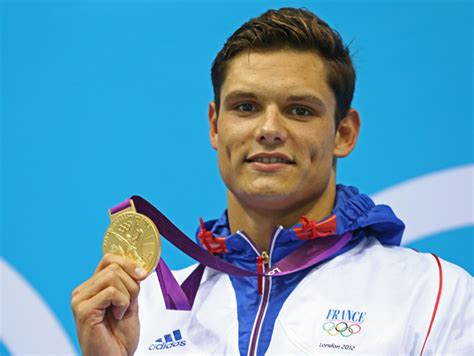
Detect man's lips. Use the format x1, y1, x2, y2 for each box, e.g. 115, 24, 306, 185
245, 152, 295, 165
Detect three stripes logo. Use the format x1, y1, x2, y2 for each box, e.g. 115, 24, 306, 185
148, 329, 187, 350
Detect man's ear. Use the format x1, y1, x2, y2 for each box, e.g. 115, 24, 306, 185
333, 108, 361, 158
208, 101, 218, 150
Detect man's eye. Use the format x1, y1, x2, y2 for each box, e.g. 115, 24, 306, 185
236, 103, 256, 112
290, 107, 312, 116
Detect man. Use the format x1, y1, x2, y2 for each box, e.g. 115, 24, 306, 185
71, 7, 473, 355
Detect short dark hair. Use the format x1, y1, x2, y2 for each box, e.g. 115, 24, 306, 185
211, 7, 356, 126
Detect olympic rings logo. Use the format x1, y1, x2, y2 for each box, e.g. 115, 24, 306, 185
322, 321, 361, 337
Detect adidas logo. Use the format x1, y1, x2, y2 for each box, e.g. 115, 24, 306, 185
148, 329, 187, 350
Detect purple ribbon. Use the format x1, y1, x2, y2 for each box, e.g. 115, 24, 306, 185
110, 196, 352, 311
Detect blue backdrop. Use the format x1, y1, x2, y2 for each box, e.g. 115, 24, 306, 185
1, 0, 472, 354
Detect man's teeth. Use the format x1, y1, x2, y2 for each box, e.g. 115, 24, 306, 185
252, 157, 290, 164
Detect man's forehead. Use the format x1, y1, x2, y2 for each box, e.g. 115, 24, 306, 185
221, 49, 333, 105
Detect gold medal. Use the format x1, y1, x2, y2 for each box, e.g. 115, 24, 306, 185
103, 199, 161, 275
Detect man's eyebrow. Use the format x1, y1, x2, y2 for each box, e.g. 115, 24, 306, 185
286, 95, 326, 109
223, 91, 258, 105
222, 91, 327, 110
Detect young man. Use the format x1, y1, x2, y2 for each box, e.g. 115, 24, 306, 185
72, 8, 473, 355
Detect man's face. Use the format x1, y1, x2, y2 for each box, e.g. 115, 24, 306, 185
209, 49, 352, 212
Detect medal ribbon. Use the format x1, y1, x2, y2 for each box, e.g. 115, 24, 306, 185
110, 196, 353, 311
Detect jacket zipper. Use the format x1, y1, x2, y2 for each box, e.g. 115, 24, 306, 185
247, 227, 281, 356
257, 251, 269, 294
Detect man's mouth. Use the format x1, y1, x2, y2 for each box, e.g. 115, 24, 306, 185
245, 153, 295, 165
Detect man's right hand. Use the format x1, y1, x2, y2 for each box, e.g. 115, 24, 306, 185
71, 253, 148, 356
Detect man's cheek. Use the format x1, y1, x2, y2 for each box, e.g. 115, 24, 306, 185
307, 142, 328, 162
222, 140, 243, 163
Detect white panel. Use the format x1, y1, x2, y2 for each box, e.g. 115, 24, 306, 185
0, 259, 77, 355
371, 165, 474, 244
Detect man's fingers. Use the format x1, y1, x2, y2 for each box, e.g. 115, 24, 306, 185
73, 265, 140, 307
76, 286, 130, 323
95, 253, 148, 281
72, 255, 144, 311
111, 304, 128, 321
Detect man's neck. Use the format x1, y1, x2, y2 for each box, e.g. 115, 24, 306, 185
226, 184, 336, 252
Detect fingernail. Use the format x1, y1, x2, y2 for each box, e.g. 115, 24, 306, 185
135, 267, 147, 278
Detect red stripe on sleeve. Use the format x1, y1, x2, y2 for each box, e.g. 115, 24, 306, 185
420, 254, 443, 356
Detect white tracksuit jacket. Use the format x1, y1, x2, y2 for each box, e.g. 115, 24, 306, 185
136, 186, 474, 355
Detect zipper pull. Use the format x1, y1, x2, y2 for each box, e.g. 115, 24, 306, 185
257, 251, 269, 295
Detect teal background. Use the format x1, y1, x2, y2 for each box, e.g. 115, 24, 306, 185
1, 0, 472, 354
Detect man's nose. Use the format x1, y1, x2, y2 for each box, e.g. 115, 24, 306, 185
255, 106, 288, 145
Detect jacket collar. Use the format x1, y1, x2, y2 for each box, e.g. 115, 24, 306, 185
197, 184, 405, 264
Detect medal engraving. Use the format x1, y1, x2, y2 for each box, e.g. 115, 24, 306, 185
103, 211, 161, 275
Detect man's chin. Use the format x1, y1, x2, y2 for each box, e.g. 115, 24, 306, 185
236, 188, 297, 210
